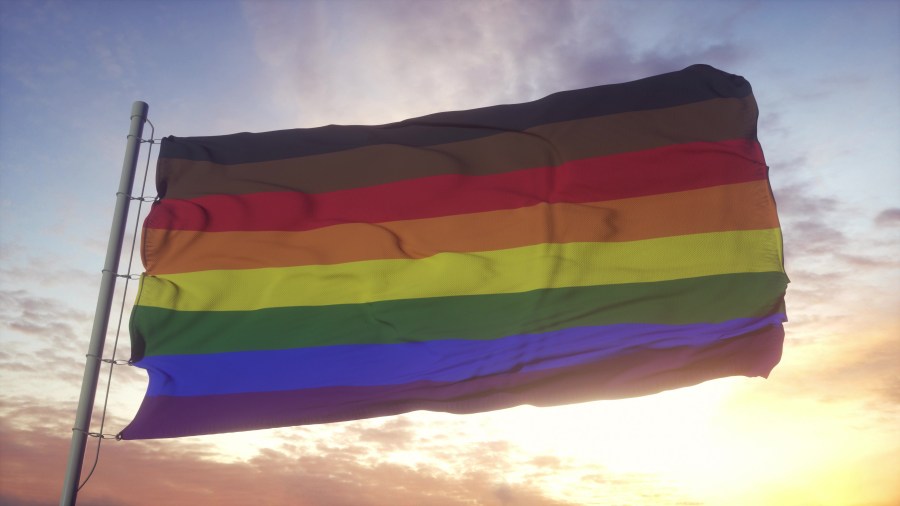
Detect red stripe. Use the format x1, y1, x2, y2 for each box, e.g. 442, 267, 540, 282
147, 139, 766, 232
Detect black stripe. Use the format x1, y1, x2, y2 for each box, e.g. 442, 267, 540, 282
160, 65, 752, 164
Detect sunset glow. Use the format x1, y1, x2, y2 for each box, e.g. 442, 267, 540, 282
1, 1, 898, 505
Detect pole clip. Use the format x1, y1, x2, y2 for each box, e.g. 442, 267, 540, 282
114, 191, 156, 202
71, 427, 119, 440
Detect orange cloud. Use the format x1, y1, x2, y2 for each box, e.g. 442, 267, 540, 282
1, 409, 582, 506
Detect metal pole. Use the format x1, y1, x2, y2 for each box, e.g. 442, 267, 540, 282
60, 101, 148, 506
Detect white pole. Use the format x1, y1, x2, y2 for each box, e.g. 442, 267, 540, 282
60, 101, 148, 506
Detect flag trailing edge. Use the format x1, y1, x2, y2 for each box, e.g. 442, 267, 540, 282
120, 64, 788, 440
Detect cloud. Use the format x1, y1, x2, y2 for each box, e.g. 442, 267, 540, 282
0, 256, 97, 295
240, 0, 751, 129
836, 252, 900, 269
0, 286, 146, 411
529, 455, 563, 469
241, 0, 581, 125
875, 207, 900, 227
786, 219, 846, 255
773, 182, 842, 218
1, 396, 714, 506
352, 415, 416, 451
0, 416, 580, 506
766, 165, 900, 332
812, 335, 899, 412
0, 289, 91, 349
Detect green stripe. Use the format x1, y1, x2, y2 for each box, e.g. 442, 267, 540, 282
131, 272, 788, 359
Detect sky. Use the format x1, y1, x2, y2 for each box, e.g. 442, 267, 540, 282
0, 0, 898, 504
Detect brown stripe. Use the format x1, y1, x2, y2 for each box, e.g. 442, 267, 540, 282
145, 181, 778, 275
159, 97, 758, 200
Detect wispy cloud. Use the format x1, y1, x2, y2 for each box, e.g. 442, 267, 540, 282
1, 396, 710, 506
0, 414, 619, 506
0, 253, 99, 292
875, 207, 900, 227
0, 289, 91, 348
239, 0, 750, 129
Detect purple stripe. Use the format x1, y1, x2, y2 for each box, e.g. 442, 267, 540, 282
119, 325, 783, 439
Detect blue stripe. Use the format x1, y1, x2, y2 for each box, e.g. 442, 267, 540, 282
138, 314, 786, 397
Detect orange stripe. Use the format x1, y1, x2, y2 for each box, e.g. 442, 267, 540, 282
144, 181, 779, 275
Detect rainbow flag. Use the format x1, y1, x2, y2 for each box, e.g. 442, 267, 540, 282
120, 64, 788, 440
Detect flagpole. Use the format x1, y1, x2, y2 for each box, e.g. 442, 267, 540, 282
60, 101, 148, 506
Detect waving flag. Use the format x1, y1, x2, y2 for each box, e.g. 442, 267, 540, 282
120, 64, 788, 439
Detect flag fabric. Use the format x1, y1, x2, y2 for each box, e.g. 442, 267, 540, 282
120, 64, 788, 440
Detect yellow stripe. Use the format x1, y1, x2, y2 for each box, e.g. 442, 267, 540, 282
138, 229, 784, 311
